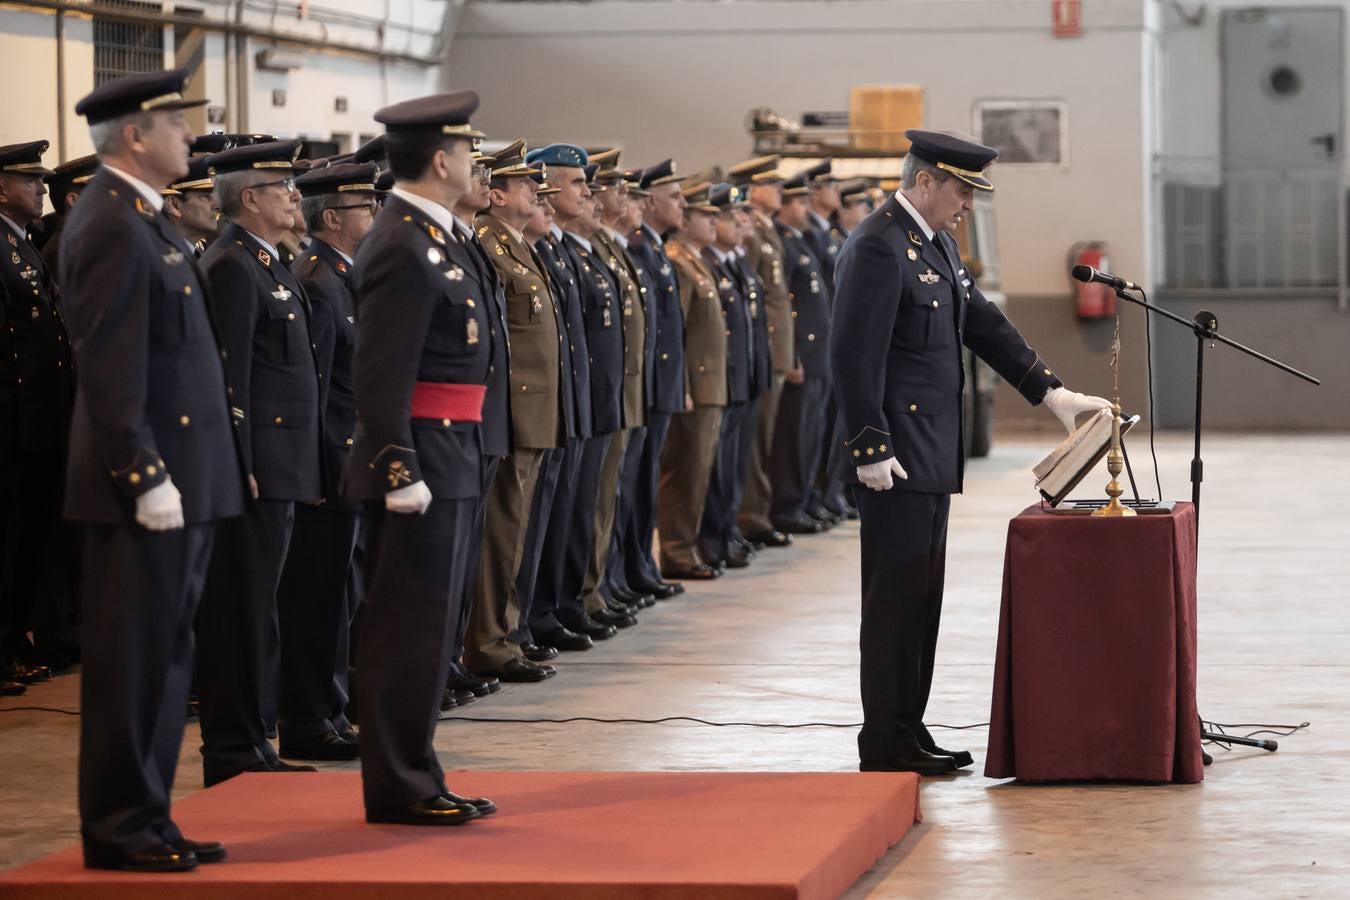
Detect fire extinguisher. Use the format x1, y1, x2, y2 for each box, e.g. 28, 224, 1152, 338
1068, 241, 1117, 319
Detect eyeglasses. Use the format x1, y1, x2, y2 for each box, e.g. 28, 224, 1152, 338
330, 201, 378, 215
252, 177, 297, 193
472, 164, 490, 182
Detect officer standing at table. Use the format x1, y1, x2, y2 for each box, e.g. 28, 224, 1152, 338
347, 90, 496, 825
64, 67, 245, 872
831, 130, 1109, 775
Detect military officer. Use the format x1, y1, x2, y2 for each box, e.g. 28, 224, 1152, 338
728, 156, 792, 550
831, 130, 1110, 775
38, 154, 98, 274
346, 90, 497, 825
624, 159, 689, 591
195, 138, 323, 786
465, 142, 581, 676
802, 159, 843, 286
273, 162, 380, 761
445, 142, 515, 700
832, 179, 874, 239
0, 140, 77, 684
162, 156, 219, 256
696, 183, 758, 570
657, 182, 727, 580
767, 173, 833, 534
65, 67, 244, 872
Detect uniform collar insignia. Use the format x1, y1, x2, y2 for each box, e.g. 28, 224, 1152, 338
335, 259, 348, 274
258, 248, 272, 267
476, 224, 489, 237
134, 197, 153, 218
5, 233, 16, 247
908, 230, 923, 246
425, 223, 446, 246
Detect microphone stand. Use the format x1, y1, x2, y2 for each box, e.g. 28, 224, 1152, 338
1112, 285, 1319, 761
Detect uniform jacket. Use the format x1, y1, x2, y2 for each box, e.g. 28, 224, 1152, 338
476, 213, 566, 450
627, 224, 685, 414
731, 250, 773, 398
830, 195, 1061, 494
666, 238, 727, 408
346, 194, 495, 501
536, 234, 592, 439
58, 169, 246, 524
290, 237, 358, 505
560, 231, 624, 436
776, 222, 831, 380
703, 247, 754, 405
804, 209, 844, 287
460, 223, 513, 459
592, 228, 647, 429
745, 212, 792, 375
1, 219, 74, 464
203, 223, 323, 502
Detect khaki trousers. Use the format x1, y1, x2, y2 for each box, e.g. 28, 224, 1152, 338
737, 373, 786, 535
657, 404, 723, 572
581, 428, 631, 616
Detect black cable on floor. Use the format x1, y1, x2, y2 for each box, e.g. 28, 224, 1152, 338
1201, 720, 1309, 750
437, 714, 991, 730
0, 705, 81, 716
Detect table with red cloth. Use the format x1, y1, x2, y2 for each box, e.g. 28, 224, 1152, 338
984, 502, 1204, 783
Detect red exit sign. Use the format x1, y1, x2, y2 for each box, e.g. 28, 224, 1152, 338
1053, 0, 1082, 37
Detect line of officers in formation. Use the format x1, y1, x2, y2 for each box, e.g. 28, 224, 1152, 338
0, 70, 898, 866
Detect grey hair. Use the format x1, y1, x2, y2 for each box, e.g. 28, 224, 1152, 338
214, 169, 270, 220
88, 112, 155, 157
301, 193, 343, 234
900, 154, 950, 190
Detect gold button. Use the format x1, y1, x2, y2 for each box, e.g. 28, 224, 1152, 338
791, 310, 798, 318
909, 404, 918, 412
129, 472, 141, 485
345, 437, 354, 446
520, 385, 528, 392
931, 300, 939, 308
530, 284, 538, 291
698, 365, 706, 372
274, 416, 284, 424
661, 353, 669, 360
147, 465, 157, 476
179, 415, 190, 426
442, 418, 451, 427
184, 286, 193, 295
1044, 368, 1052, 375
287, 312, 296, 320
807, 333, 816, 341
467, 298, 476, 308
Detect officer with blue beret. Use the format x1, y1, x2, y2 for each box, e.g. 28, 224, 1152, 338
63, 66, 246, 872
831, 129, 1110, 775
346, 90, 497, 826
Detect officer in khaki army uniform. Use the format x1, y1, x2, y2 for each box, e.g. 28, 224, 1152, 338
65, 67, 246, 872
832, 130, 1109, 775
0, 140, 77, 686
195, 138, 324, 787
466, 143, 582, 674
347, 90, 497, 825
657, 182, 727, 580
729, 156, 792, 549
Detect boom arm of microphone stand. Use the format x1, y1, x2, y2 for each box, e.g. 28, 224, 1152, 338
1113, 287, 1321, 386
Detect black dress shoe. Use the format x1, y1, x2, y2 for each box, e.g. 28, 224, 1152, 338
367, 795, 481, 826
86, 842, 198, 872
723, 553, 751, 569
337, 728, 359, 743
927, 745, 974, 768
448, 671, 499, 697
593, 607, 638, 629
614, 587, 656, 608
567, 617, 618, 640
452, 688, 477, 705
859, 749, 957, 776
280, 729, 360, 761
478, 657, 551, 683
2, 658, 51, 684
270, 759, 318, 774
173, 838, 227, 864
1, 680, 25, 697
774, 517, 823, 535
204, 759, 272, 788
535, 627, 593, 652
662, 564, 720, 580
444, 790, 497, 816
522, 642, 559, 663
746, 529, 792, 547
439, 689, 458, 711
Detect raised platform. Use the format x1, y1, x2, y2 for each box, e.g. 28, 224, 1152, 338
0, 770, 920, 899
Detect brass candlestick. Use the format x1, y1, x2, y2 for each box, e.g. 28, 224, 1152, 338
1094, 317, 1135, 518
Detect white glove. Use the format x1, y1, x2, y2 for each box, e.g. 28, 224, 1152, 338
385, 480, 432, 515
135, 477, 184, 531
1043, 387, 1112, 433
857, 458, 908, 491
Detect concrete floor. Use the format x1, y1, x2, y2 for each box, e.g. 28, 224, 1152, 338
1, 432, 1347, 897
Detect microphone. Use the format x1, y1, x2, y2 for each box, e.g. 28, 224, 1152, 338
1072, 264, 1138, 292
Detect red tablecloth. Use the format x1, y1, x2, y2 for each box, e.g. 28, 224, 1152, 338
984, 503, 1203, 783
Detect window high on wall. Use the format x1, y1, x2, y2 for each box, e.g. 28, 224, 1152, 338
94, 0, 165, 86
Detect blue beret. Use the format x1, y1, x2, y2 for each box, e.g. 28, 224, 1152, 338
296, 162, 380, 198
376, 91, 483, 138
526, 143, 588, 169
207, 139, 303, 175
905, 129, 998, 190
74, 67, 206, 125
0, 140, 54, 177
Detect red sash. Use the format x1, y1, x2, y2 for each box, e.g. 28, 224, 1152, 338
410, 381, 486, 422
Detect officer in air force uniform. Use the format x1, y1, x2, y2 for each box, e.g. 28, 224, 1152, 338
346, 91, 496, 825
830, 131, 1109, 775
62, 68, 245, 871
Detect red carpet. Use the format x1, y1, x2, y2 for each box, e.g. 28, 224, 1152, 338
1, 771, 920, 899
